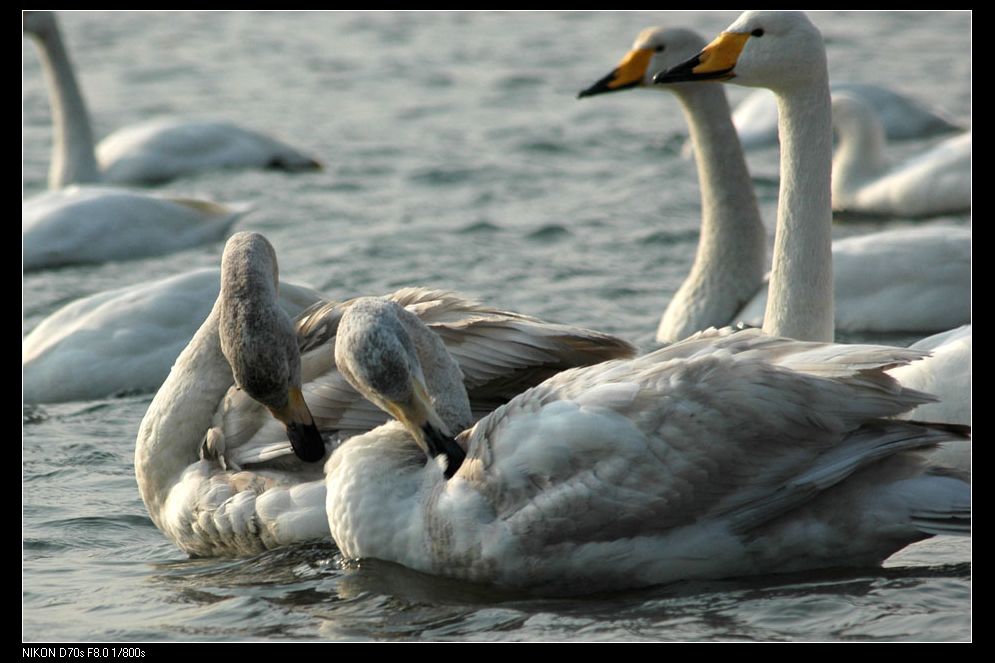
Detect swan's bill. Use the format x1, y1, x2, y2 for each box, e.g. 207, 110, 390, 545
654, 32, 749, 84
268, 387, 325, 462
578, 47, 654, 98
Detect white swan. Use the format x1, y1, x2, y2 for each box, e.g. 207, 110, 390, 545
325, 296, 970, 594
137, 232, 636, 557
23, 186, 248, 270
832, 92, 972, 218
23, 11, 321, 188
578, 26, 970, 342
23, 267, 324, 404
733, 82, 961, 151
652, 11, 972, 424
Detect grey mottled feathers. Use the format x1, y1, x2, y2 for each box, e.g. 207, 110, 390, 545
453, 327, 969, 549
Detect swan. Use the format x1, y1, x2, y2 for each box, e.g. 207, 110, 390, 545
23, 267, 324, 404
652, 12, 972, 422
23, 186, 248, 270
136, 232, 636, 557
732, 82, 962, 151
578, 26, 970, 342
23, 11, 321, 188
831, 92, 971, 218
325, 295, 970, 594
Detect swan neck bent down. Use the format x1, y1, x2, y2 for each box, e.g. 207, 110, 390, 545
27, 17, 100, 189
658, 83, 767, 342
763, 80, 835, 342
134, 299, 233, 527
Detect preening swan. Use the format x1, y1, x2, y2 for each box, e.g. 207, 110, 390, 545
652, 12, 971, 422
23, 267, 323, 404
326, 296, 970, 594
732, 83, 961, 151
23, 11, 321, 188
579, 26, 970, 342
831, 92, 971, 218
23, 186, 248, 270
136, 232, 636, 557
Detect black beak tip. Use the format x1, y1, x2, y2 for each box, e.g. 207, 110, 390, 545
287, 421, 326, 463
422, 423, 466, 479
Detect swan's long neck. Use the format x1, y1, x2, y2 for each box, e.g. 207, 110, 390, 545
763, 78, 834, 342
658, 83, 767, 342
30, 22, 100, 188
135, 300, 233, 527
831, 103, 888, 205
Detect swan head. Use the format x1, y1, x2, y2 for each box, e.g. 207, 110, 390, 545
218, 232, 325, 463
578, 26, 708, 98
23, 11, 58, 39
334, 298, 467, 479
652, 11, 826, 92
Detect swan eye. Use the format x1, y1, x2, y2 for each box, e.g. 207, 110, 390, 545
751, 28, 765, 37
654, 45, 665, 53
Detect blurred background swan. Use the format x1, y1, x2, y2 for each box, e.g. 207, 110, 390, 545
831, 92, 971, 218
23, 186, 248, 270
23, 10, 321, 188
733, 82, 961, 152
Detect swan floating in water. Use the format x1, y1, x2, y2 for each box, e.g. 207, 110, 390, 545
732, 82, 961, 151
23, 186, 248, 270
652, 13, 972, 418
23, 11, 321, 187
136, 232, 636, 557
325, 295, 970, 594
23, 267, 324, 404
579, 26, 970, 342
831, 92, 971, 218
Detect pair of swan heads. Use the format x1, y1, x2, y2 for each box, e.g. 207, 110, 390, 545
219, 233, 466, 473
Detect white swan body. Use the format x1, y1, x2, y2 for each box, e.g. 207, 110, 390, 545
327, 305, 970, 594
653, 12, 971, 419
22, 186, 247, 270
95, 117, 322, 186
832, 92, 971, 218
734, 82, 961, 151
137, 234, 636, 557
23, 267, 324, 404
580, 27, 970, 341
23, 11, 320, 188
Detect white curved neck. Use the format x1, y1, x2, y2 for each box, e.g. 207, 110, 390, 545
29, 21, 101, 188
831, 106, 888, 204
135, 300, 234, 526
658, 83, 767, 342
763, 79, 835, 342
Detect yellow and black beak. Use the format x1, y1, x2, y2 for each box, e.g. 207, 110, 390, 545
384, 379, 466, 480
578, 47, 654, 98
270, 387, 325, 463
653, 32, 750, 85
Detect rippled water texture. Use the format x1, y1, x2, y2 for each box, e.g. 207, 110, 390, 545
22, 11, 971, 642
